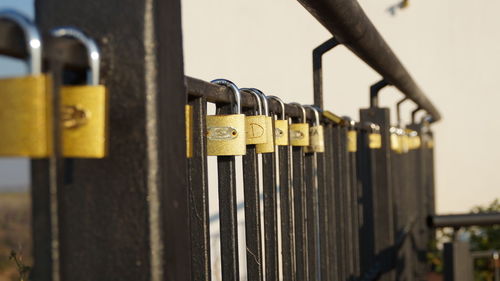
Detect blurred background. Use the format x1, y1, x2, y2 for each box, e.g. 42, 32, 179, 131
0, 0, 499, 280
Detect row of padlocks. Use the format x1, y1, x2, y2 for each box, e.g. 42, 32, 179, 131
195, 79, 423, 157
0, 10, 108, 158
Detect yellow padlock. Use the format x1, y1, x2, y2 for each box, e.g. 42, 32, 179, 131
52, 28, 109, 158
0, 11, 52, 157
268, 96, 288, 146
304, 105, 324, 153
407, 130, 421, 150
400, 130, 409, 153
289, 103, 309, 147
390, 127, 401, 153
368, 123, 382, 149
253, 90, 274, 154
344, 118, 357, 153
206, 79, 246, 156
241, 88, 267, 145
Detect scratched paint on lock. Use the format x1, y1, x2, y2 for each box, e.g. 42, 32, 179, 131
305, 125, 324, 153
245, 115, 267, 145
206, 114, 246, 156
256, 116, 274, 153
274, 119, 289, 146
289, 123, 309, 146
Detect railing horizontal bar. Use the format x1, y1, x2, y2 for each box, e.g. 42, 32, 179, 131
428, 213, 500, 228
296, 0, 441, 122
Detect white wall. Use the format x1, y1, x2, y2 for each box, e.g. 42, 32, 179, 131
181, 0, 500, 214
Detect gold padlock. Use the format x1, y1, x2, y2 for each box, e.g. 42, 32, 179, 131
207, 79, 246, 156
253, 89, 274, 154
268, 96, 288, 146
0, 11, 52, 157
407, 130, 421, 150
52, 28, 109, 158
400, 130, 409, 153
390, 127, 401, 153
289, 103, 310, 147
344, 118, 357, 153
304, 105, 324, 153
241, 88, 267, 145
368, 123, 382, 149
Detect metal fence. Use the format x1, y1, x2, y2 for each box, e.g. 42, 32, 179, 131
0, 0, 443, 281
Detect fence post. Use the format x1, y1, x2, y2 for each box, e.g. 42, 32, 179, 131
32, 1, 190, 280
443, 242, 474, 281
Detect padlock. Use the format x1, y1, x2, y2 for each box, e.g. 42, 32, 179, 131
268, 95, 288, 146
344, 118, 357, 153
252, 89, 274, 154
0, 11, 52, 157
304, 105, 324, 153
289, 103, 310, 147
206, 79, 246, 156
368, 123, 382, 149
241, 88, 267, 145
400, 129, 409, 153
407, 129, 421, 150
52, 28, 109, 158
390, 127, 401, 153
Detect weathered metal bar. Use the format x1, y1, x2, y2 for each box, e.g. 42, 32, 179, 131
296, 0, 441, 122
242, 144, 264, 281
293, 145, 309, 280
332, 125, 346, 281
359, 107, 396, 281
348, 127, 361, 279
304, 153, 318, 280
317, 127, 330, 281
278, 145, 295, 281
325, 125, 339, 281
340, 126, 355, 279
263, 152, 279, 281
313, 37, 340, 108
34, 1, 191, 281
188, 97, 211, 280
429, 213, 500, 228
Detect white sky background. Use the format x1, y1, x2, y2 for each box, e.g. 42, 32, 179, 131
0, 0, 498, 212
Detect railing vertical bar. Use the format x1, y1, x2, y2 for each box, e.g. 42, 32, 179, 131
293, 146, 309, 281
340, 125, 355, 279
348, 128, 361, 278
243, 144, 264, 281
188, 97, 211, 280
332, 125, 346, 281
317, 124, 331, 281
305, 152, 319, 280
263, 152, 279, 281
279, 145, 296, 281
325, 125, 339, 281
216, 104, 240, 280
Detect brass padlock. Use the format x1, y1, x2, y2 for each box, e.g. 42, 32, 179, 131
368, 123, 382, 149
289, 103, 309, 146
407, 130, 421, 150
241, 88, 267, 145
0, 11, 52, 157
304, 105, 324, 153
268, 95, 288, 146
52, 28, 109, 158
400, 129, 409, 153
253, 89, 274, 154
344, 118, 357, 153
206, 79, 246, 156
390, 127, 401, 153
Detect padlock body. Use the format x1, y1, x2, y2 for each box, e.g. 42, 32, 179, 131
61, 85, 108, 158
206, 114, 246, 156
369, 133, 382, 149
347, 130, 357, 152
0, 75, 52, 157
409, 135, 421, 150
289, 123, 310, 146
256, 116, 274, 153
391, 133, 401, 153
245, 115, 267, 145
305, 125, 324, 153
274, 119, 289, 146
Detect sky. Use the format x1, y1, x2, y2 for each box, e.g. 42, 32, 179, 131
0, 0, 33, 190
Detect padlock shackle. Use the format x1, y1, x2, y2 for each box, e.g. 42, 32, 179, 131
303, 105, 320, 126
51, 27, 100, 86
0, 10, 42, 75
342, 116, 356, 129
240, 88, 263, 115
290, 102, 307, 123
267, 95, 286, 120
211, 79, 241, 114
250, 88, 269, 116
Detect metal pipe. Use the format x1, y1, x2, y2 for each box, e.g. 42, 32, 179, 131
297, 0, 441, 122
428, 213, 500, 228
